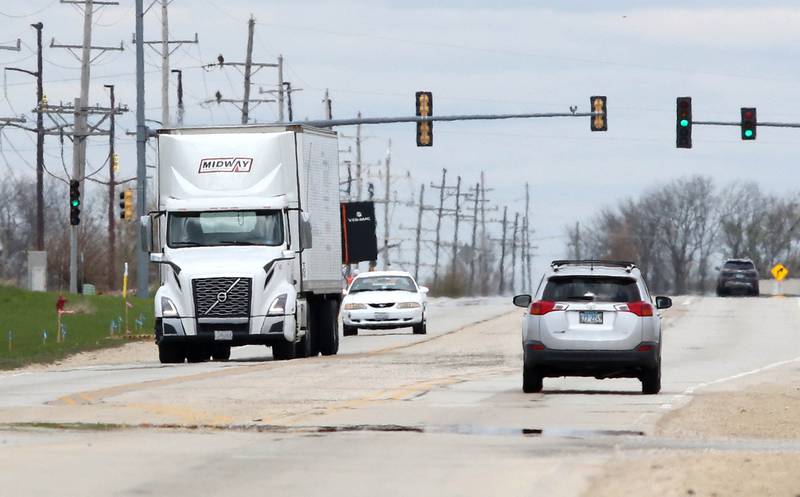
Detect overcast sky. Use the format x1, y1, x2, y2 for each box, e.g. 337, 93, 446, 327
1, 1, 799, 285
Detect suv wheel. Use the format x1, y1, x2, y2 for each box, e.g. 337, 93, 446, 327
522, 366, 543, 393
641, 365, 661, 395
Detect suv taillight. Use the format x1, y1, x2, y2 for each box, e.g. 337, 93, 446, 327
530, 300, 569, 315
625, 301, 653, 317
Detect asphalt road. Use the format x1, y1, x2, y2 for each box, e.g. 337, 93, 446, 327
1, 295, 799, 496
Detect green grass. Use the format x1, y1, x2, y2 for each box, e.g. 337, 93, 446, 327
0, 286, 154, 370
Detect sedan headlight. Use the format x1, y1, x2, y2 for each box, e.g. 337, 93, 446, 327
161, 297, 179, 318
343, 302, 367, 310
268, 294, 288, 316
396, 302, 421, 309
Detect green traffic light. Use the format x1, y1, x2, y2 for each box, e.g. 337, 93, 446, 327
744, 129, 753, 138
71, 200, 79, 207
680, 119, 689, 127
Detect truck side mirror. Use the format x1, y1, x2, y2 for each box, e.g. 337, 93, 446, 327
299, 211, 313, 250
139, 215, 152, 253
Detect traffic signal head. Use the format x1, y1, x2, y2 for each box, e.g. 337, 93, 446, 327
590, 96, 607, 132
416, 91, 433, 147
741, 107, 757, 140
120, 189, 134, 220
676, 97, 692, 148
69, 180, 81, 225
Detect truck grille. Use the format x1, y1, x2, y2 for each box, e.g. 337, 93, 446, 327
192, 277, 252, 318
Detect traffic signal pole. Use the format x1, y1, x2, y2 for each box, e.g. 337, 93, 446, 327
298, 110, 602, 128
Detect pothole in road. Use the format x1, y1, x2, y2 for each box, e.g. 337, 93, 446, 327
0, 421, 644, 439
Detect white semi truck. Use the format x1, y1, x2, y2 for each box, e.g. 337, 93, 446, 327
141, 125, 343, 363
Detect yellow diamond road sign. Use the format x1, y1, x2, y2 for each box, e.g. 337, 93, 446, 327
771, 263, 789, 281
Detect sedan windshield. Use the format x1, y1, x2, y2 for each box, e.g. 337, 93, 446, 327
543, 276, 640, 303
168, 210, 283, 248
349, 276, 417, 293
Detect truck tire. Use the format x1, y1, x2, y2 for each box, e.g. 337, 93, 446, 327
317, 298, 340, 356
158, 343, 185, 364
186, 345, 210, 363
272, 340, 296, 361
522, 366, 543, 393
295, 329, 312, 358
211, 344, 231, 361
343, 325, 358, 336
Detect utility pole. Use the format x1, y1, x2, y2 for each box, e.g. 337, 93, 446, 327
413, 184, 425, 281
323, 89, 332, 120
135, 0, 148, 297
138, 1, 197, 128
277, 54, 284, 121
524, 183, 533, 290
498, 206, 507, 294
450, 175, 462, 280
510, 212, 519, 294
105, 84, 116, 290
171, 69, 184, 126
479, 171, 489, 295
382, 140, 391, 269
431, 168, 447, 287
468, 182, 480, 294
242, 14, 255, 124
206, 16, 276, 123
4, 24, 44, 251
355, 112, 362, 200
52, 0, 124, 293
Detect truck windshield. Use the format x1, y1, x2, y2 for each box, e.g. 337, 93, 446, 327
167, 210, 283, 248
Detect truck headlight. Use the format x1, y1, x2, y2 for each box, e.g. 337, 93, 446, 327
397, 302, 421, 309
161, 297, 179, 318
268, 294, 288, 316
343, 302, 366, 310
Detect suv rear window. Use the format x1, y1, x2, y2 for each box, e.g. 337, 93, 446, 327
543, 276, 641, 303
723, 261, 755, 270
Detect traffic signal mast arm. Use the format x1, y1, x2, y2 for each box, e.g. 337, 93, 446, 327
692, 120, 800, 128
297, 110, 603, 128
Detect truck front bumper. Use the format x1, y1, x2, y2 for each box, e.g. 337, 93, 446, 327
156, 315, 292, 346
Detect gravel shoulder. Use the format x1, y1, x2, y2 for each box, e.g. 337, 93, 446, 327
586, 358, 800, 497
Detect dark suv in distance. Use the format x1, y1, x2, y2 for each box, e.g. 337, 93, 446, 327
716, 259, 759, 296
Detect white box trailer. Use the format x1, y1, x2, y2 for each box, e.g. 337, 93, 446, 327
142, 124, 343, 363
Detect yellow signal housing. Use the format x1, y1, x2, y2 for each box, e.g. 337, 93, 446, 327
123, 189, 134, 221
416, 91, 433, 147
590, 95, 607, 132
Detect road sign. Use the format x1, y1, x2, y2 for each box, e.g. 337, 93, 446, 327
771, 263, 789, 281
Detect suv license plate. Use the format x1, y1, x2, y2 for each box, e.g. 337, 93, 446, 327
579, 311, 603, 325
214, 330, 233, 341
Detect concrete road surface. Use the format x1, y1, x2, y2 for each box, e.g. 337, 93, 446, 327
1, 295, 799, 496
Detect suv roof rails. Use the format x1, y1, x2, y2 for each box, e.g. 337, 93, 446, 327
550, 259, 638, 273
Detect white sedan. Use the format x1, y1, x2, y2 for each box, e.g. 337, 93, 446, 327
341, 271, 428, 336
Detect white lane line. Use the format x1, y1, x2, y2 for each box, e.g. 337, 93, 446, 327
0, 372, 29, 380
682, 297, 694, 306
671, 355, 800, 405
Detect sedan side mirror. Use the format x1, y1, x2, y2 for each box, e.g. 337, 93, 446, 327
655, 296, 672, 310
419, 286, 429, 294
513, 294, 532, 308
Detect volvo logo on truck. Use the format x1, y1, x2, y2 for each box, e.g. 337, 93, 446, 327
198, 157, 253, 174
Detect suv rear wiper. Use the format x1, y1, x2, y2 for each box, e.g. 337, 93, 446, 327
220, 240, 259, 246
171, 241, 202, 247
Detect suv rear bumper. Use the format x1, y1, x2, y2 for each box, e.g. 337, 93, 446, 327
523, 340, 659, 378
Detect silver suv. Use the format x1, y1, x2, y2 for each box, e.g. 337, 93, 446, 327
513, 260, 672, 395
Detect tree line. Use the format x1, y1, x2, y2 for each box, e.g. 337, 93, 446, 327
565, 175, 800, 294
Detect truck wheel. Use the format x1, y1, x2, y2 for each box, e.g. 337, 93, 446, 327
641, 365, 661, 395
343, 325, 358, 336
211, 344, 231, 361
272, 340, 296, 361
317, 298, 340, 356
186, 345, 210, 363
522, 366, 543, 393
295, 330, 312, 358
158, 343, 185, 364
